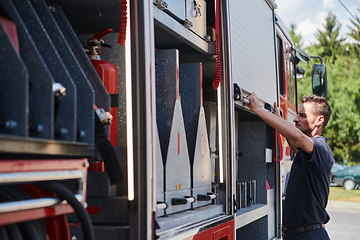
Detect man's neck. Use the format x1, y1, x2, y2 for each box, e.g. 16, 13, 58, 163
308, 127, 323, 138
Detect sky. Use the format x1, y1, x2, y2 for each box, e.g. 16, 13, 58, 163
275, 0, 360, 47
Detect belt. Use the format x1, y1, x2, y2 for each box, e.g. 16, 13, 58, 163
283, 224, 325, 236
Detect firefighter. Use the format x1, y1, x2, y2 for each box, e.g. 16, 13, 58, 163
246, 93, 334, 240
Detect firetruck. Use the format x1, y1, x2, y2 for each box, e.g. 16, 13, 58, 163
0, 0, 328, 239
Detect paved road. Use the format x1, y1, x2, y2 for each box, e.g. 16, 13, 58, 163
326, 201, 360, 240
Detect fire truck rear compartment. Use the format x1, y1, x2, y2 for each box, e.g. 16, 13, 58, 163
0, 0, 282, 239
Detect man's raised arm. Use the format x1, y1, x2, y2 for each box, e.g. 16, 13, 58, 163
246, 92, 314, 155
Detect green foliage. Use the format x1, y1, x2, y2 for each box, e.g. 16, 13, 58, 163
292, 11, 360, 163
347, 9, 360, 57
348, 9, 360, 43
289, 23, 303, 49
315, 12, 345, 63
323, 55, 360, 162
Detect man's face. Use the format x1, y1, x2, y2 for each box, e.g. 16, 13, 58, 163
293, 102, 319, 136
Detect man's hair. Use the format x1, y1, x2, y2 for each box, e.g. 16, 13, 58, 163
301, 95, 331, 128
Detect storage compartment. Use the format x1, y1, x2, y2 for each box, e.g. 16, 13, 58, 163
235, 109, 270, 207
234, 107, 276, 235
153, 0, 208, 40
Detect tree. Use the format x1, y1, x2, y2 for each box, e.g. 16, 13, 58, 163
315, 11, 344, 63
299, 56, 360, 162
347, 9, 360, 57
289, 23, 303, 49
298, 53, 360, 162
322, 55, 360, 162
296, 11, 360, 163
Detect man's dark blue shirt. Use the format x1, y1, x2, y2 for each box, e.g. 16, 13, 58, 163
283, 136, 335, 230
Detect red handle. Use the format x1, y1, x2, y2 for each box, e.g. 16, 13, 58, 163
273, 129, 283, 162
92, 28, 113, 41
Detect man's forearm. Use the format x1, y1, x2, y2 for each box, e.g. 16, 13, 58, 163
252, 107, 305, 150
246, 92, 313, 153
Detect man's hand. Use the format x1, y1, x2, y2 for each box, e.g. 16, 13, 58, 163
273, 102, 281, 117
246, 92, 261, 113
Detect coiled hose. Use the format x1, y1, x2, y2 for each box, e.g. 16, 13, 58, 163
212, 0, 221, 90
36, 181, 95, 240
0, 185, 46, 240
118, 0, 127, 45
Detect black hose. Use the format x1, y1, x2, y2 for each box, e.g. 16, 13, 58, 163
94, 113, 123, 185
0, 186, 45, 240
36, 181, 95, 240
15, 221, 39, 240
0, 188, 24, 240
10, 187, 46, 239
4, 224, 22, 240
0, 226, 9, 240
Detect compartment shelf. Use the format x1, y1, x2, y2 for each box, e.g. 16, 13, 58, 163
156, 205, 224, 234
235, 204, 268, 229
0, 135, 94, 157
154, 4, 209, 54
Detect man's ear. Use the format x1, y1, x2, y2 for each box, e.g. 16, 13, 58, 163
315, 115, 325, 128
